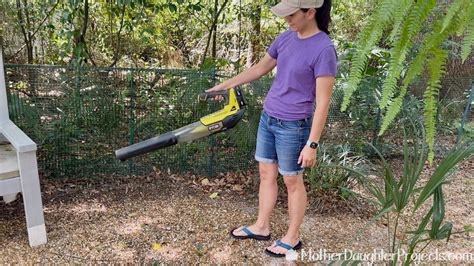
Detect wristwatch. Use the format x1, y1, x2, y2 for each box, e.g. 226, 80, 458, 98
306, 140, 319, 149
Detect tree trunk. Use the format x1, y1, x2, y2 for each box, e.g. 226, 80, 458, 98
16, 0, 33, 64
8, 1, 59, 63
201, 0, 230, 66
211, 0, 218, 59
15, 0, 38, 97
72, 0, 95, 65
246, 4, 262, 68
109, 4, 126, 67
237, 0, 242, 72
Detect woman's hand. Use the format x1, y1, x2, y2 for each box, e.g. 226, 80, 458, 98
205, 85, 228, 101
298, 145, 317, 168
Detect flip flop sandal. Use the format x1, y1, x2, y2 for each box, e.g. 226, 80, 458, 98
265, 239, 303, 258
229, 226, 271, 241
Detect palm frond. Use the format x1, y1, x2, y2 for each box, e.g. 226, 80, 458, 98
414, 143, 474, 210
429, 186, 445, 238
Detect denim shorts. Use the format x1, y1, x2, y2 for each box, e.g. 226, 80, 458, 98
255, 111, 312, 176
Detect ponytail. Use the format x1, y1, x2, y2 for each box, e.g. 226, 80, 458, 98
301, 0, 332, 35
316, 0, 331, 35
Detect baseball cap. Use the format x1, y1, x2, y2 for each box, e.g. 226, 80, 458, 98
270, 0, 324, 17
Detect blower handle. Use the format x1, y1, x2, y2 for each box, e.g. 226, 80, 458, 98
198, 90, 230, 105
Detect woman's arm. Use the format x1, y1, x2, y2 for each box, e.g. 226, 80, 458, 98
206, 53, 277, 92
298, 76, 336, 168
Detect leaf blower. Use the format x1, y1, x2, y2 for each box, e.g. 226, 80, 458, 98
115, 87, 246, 161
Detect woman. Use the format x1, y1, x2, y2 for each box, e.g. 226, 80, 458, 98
207, 0, 337, 257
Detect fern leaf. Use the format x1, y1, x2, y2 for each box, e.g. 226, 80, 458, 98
418, 15, 455, 59
388, 0, 414, 42
378, 49, 428, 136
443, 0, 473, 62
404, 55, 426, 88
454, 0, 473, 35
379, 0, 437, 109
460, 19, 474, 63
441, 0, 463, 32
424, 48, 448, 163
377, 0, 401, 24
341, 0, 400, 112
379, 87, 407, 135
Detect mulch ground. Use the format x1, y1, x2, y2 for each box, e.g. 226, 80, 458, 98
0, 158, 472, 264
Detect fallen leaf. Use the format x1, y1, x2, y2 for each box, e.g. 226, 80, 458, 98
152, 242, 163, 251
232, 185, 242, 191
201, 178, 210, 186
209, 192, 219, 199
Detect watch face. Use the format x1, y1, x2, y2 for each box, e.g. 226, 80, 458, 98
310, 142, 318, 149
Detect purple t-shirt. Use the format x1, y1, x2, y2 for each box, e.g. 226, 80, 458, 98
264, 30, 337, 120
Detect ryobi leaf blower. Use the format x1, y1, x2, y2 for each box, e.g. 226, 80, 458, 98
115, 87, 246, 161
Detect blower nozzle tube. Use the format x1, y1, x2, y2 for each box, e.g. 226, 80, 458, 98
115, 132, 178, 161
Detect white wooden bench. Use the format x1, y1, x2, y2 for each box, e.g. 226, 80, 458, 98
0, 44, 47, 247
0, 142, 19, 179
0, 141, 19, 203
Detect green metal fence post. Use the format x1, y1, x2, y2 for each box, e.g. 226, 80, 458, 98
128, 70, 136, 173
207, 67, 217, 176
457, 81, 474, 143
372, 107, 382, 146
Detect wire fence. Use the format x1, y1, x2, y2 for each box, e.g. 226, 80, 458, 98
4, 64, 472, 178
457, 82, 474, 143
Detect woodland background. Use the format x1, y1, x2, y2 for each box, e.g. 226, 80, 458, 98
0, 0, 473, 264
1, 0, 471, 95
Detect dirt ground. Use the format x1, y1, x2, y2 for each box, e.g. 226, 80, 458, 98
0, 157, 472, 264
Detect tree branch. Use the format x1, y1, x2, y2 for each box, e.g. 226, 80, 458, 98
201, 0, 230, 65
15, 0, 31, 62
109, 4, 126, 67
8, 1, 59, 61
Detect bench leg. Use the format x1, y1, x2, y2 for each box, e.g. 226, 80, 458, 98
2, 193, 18, 203
18, 151, 47, 247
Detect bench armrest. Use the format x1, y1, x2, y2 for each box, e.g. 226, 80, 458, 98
0, 120, 37, 152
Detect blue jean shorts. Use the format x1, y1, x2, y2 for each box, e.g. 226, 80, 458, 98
255, 111, 312, 176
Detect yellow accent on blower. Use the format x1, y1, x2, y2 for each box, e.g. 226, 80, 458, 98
199, 88, 244, 126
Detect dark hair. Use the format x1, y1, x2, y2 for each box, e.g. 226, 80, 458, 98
301, 0, 332, 35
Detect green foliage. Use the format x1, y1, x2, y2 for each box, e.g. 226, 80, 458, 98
338, 46, 390, 132
423, 48, 448, 162
7, 93, 44, 140
3, 0, 384, 71
341, 0, 402, 111
430, 98, 463, 136
306, 144, 367, 199
332, 0, 377, 41
342, 0, 474, 162
379, 0, 435, 110
414, 142, 474, 211
457, 121, 474, 140
338, 121, 473, 265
